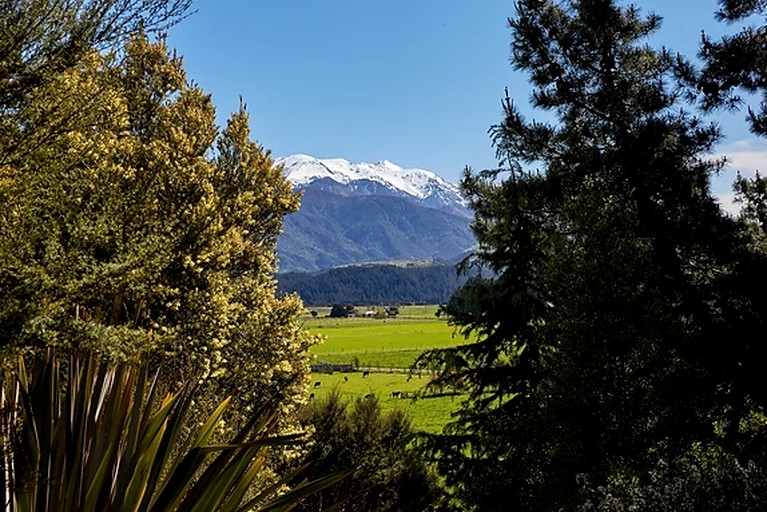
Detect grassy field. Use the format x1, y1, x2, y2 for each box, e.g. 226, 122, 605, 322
305, 310, 460, 369
303, 305, 470, 432
308, 371, 463, 433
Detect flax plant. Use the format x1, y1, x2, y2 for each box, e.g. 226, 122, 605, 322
0, 350, 343, 512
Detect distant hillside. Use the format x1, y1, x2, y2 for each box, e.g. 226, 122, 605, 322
276, 155, 475, 272
276, 262, 468, 306
277, 187, 475, 272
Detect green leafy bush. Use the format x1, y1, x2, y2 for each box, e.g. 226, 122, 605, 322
294, 390, 443, 511
577, 452, 767, 512
0, 350, 342, 512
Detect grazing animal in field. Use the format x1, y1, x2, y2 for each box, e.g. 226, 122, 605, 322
362, 371, 370, 378
344, 376, 348, 382
391, 391, 401, 398
309, 393, 315, 399
314, 381, 321, 388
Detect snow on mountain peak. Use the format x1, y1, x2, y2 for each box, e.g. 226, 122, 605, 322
276, 154, 463, 203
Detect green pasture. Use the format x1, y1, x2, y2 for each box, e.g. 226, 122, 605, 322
306, 317, 463, 368
308, 371, 463, 433
394, 305, 442, 318
301, 306, 473, 432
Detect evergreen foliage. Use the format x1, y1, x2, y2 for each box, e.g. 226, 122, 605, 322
697, 0, 767, 136
294, 390, 442, 512
277, 263, 469, 306
328, 304, 358, 318
415, 1, 767, 510
576, 450, 767, 512
695, 0, 767, 252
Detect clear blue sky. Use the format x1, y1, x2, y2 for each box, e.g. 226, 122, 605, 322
167, 0, 766, 203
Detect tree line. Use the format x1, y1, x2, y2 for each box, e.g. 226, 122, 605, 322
277, 264, 470, 306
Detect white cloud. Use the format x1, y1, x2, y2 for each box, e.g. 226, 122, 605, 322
714, 192, 742, 217
713, 139, 767, 179
707, 139, 767, 200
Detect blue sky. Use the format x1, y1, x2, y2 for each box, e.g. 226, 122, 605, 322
167, 0, 766, 202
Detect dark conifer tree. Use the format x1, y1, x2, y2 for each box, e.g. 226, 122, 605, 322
416, 1, 767, 510
696, 0, 767, 248
698, 0, 767, 136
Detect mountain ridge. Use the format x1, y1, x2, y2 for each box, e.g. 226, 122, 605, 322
276, 154, 469, 217
277, 154, 465, 201
275, 155, 475, 273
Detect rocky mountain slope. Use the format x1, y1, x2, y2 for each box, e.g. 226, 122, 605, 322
275, 155, 475, 272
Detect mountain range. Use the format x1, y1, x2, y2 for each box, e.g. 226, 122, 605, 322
275, 155, 475, 273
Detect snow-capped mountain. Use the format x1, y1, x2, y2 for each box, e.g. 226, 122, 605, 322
274, 155, 476, 273
276, 154, 469, 217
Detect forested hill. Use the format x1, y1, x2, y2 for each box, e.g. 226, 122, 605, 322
276, 262, 468, 305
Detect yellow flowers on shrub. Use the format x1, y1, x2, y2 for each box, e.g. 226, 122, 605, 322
0, 32, 318, 427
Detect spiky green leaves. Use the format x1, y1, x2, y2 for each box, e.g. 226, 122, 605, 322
0, 350, 343, 512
